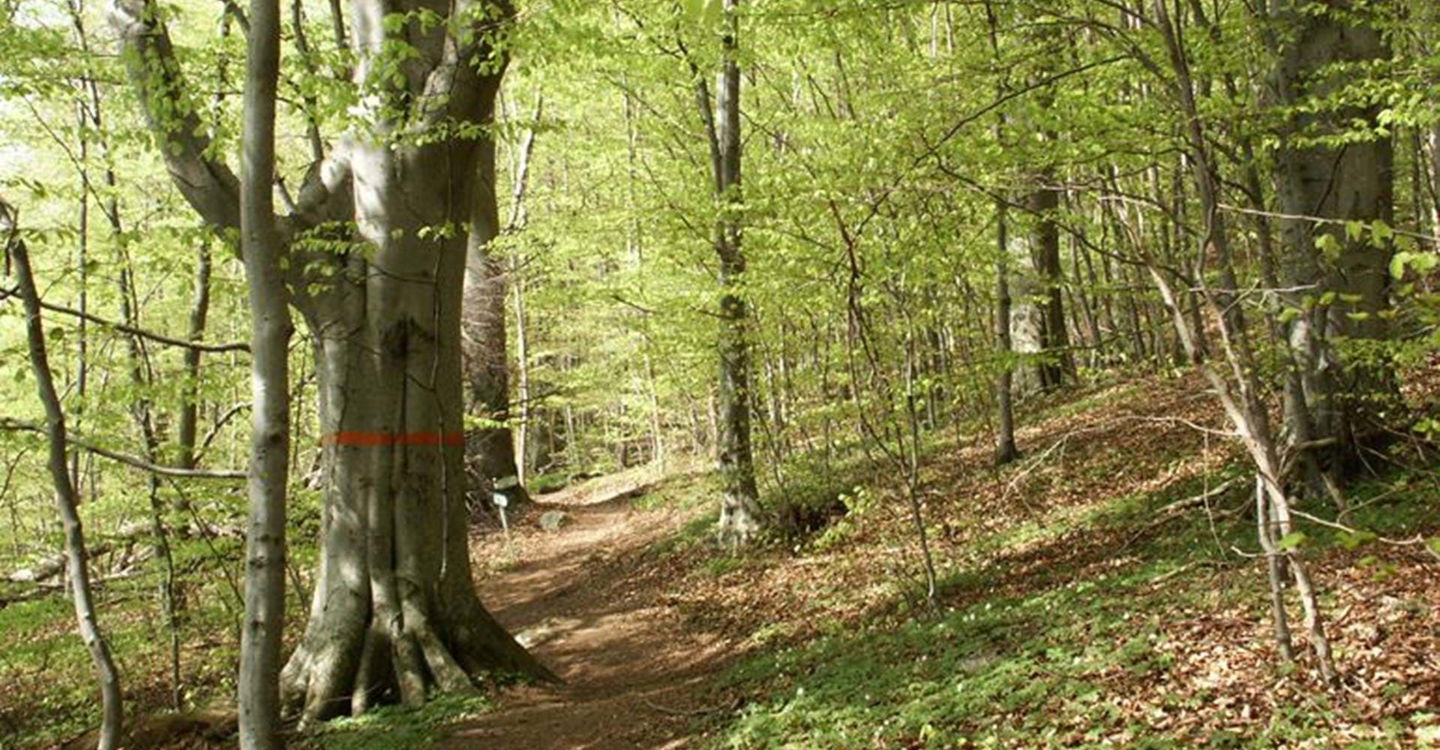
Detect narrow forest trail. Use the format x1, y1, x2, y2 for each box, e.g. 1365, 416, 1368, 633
441, 469, 733, 749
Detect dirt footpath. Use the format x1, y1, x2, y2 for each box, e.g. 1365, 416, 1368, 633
441, 470, 734, 749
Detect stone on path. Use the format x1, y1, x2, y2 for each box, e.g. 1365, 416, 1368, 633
539, 510, 570, 532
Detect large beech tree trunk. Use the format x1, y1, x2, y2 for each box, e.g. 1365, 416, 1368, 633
1270, 0, 1395, 482
111, 0, 552, 724
284, 188, 548, 720
280, 3, 552, 718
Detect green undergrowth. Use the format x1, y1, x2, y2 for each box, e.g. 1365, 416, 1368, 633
0, 535, 250, 747
630, 468, 719, 512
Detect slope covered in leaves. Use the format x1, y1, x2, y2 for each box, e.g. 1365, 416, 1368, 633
638, 373, 1440, 747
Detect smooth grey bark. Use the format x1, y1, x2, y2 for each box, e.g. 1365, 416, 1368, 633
464, 138, 529, 507
710, 0, 763, 546
1429, 126, 1440, 234
1028, 174, 1071, 390
1268, 0, 1396, 481
238, 0, 289, 741
112, 0, 551, 722
512, 262, 534, 486
280, 0, 555, 721
70, 96, 91, 499
1006, 210, 1045, 395
5, 199, 125, 750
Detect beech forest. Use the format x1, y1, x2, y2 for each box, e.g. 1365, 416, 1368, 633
2, 0, 1440, 747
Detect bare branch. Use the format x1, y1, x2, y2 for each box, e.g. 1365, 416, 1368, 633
1, 285, 249, 353
0, 419, 246, 481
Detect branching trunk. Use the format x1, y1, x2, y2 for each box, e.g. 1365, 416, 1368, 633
113, 0, 551, 724
1144, 0, 1339, 684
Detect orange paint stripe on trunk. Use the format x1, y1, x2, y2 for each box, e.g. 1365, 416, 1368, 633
322, 431, 465, 447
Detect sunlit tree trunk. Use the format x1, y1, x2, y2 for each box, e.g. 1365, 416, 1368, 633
237, 0, 289, 740
994, 199, 1019, 465
712, 0, 763, 545
464, 139, 529, 508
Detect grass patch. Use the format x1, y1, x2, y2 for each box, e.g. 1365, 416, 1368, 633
299, 693, 491, 749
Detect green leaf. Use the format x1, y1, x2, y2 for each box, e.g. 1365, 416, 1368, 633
1277, 531, 1308, 551
1370, 220, 1392, 244
1337, 529, 1376, 550
1391, 251, 1411, 280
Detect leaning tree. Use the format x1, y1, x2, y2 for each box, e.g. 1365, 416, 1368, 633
109, 0, 551, 721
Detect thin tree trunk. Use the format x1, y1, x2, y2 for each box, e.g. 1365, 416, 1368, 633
177, 239, 212, 471
5, 202, 125, 750
71, 97, 91, 499
513, 261, 532, 488
705, 0, 762, 545
1150, 0, 1338, 683
237, 0, 289, 741
994, 199, 1019, 465
1030, 171, 1070, 389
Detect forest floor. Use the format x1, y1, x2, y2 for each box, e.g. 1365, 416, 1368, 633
5, 371, 1440, 748
434, 372, 1440, 749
